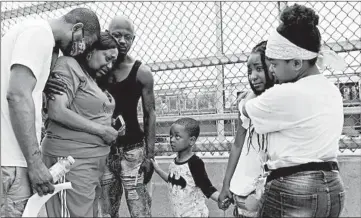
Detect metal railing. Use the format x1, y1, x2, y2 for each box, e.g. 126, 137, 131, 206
1, 1, 360, 154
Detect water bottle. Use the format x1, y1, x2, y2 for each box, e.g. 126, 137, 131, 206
49, 156, 75, 183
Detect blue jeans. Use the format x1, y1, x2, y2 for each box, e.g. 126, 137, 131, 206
1, 166, 32, 217
233, 192, 258, 217
258, 170, 345, 217
99, 147, 151, 217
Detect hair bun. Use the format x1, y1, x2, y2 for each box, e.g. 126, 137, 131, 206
280, 4, 319, 28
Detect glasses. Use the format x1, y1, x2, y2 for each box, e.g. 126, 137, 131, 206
107, 30, 133, 42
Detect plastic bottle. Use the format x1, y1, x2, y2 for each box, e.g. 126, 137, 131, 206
49, 156, 75, 183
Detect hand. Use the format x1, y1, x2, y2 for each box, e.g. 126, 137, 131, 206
150, 158, 160, 171
99, 126, 118, 145
44, 73, 67, 100
28, 159, 55, 197
139, 158, 154, 184
236, 91, 248, 102
244, 91, 257, 102
218, 185, 233, 210
118, 126, 126, 136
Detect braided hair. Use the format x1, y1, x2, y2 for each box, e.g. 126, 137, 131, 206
248, 41, 274, 95
245, 41, 273, 154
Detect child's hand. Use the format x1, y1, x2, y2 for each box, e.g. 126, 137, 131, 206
219, 197, 232, 211
150, 158, 160, 171
150, 158, 169, 182
218, 187, 233, 210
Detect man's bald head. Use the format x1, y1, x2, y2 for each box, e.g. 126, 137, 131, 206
109, 15, 134, 34
108, 15, 135, 56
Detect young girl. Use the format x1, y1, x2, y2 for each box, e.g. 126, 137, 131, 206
218, 41, 275, 217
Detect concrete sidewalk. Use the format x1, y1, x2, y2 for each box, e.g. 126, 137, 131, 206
118, 154, 361, 217
38, 154, 360, 217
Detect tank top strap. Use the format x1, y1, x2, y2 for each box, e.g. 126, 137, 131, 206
129, 60, 142, 80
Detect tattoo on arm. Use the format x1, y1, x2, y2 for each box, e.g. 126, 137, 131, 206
7, 64, 42, 165
32, 150, 42, 157
140, 67, 156, 158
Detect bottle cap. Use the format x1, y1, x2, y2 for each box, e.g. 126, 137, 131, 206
67, 156, 75, 165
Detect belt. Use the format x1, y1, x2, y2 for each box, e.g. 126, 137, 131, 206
265, 161, 339, 183
110, 140, 144, 155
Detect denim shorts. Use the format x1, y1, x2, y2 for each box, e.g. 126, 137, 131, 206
258, 170, 345, 217
1, 166, 33, 217
233, 193, 259, 217
99, 147, 151, 217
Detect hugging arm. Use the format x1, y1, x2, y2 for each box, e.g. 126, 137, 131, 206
47, 58, 118, 144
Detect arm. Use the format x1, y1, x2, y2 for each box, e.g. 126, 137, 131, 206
221, 115, 247, 192
210, 191, 220, 202
138, 65, 156, 159
189, 157, 218, 200
242, 91, 256, 118
48, 94, 105, 136
7, 26, 55, 196
151, 159, 168, 182
7, 64, 54, 196
138, 65, 156, 184
47, 58, 118, 144
242, 85, 295, 134
47, 93, 118, 145
218, 109, 247, 210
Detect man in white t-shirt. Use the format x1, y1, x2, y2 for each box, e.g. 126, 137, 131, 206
1, 8, 101, 217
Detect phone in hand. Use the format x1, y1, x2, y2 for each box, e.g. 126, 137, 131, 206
113, 115, 125, 132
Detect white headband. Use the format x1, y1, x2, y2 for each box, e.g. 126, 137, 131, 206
266, 29, 347, 71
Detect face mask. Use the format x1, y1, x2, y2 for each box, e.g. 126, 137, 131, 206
70, 23, 86, 56
70, 39, 86, 56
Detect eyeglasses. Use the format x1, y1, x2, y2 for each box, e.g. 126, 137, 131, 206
107, 30, 133, 42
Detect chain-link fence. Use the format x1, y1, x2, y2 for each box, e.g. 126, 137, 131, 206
1, 1, 360, 155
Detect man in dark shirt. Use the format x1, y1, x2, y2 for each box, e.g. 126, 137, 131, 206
99, 16, 156, 218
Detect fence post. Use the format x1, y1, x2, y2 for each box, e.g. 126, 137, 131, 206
215, 1, 226, 144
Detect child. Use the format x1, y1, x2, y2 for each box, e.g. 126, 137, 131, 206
151, 118, 219, 217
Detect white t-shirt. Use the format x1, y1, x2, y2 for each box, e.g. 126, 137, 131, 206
1, 19, 55, 167
245, 74, 344, 169
229, 100, 265, 196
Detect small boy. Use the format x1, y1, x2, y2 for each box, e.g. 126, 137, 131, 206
151, 118, 219, 217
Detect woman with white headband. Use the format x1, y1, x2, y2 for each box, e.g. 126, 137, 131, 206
241, 4, 346, 217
